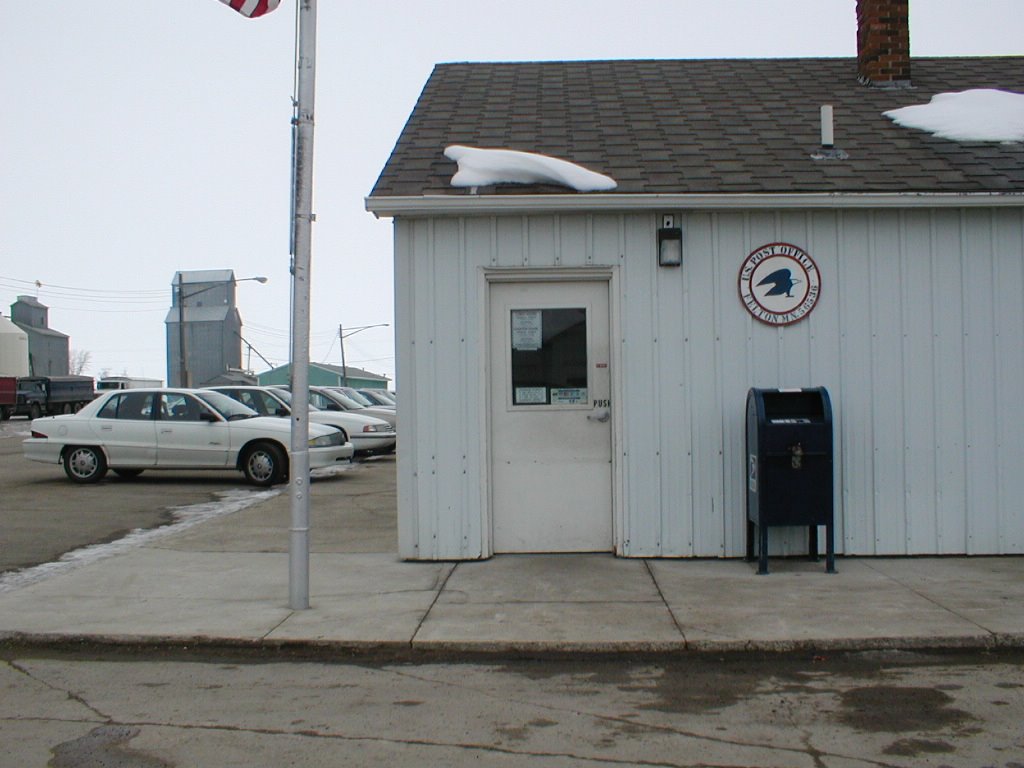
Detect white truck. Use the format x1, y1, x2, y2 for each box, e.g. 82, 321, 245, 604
95, 376, 163, 393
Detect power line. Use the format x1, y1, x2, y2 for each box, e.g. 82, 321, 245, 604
0, 275, 167, 299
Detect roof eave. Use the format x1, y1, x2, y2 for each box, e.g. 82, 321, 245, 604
366, 192, 1024, 218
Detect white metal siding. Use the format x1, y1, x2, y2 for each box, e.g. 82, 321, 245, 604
395, 207, 1024, 559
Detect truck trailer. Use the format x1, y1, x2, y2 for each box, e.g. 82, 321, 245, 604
14, 376, 95, 418
95, 376, 162, 392
0, 376, 15, 420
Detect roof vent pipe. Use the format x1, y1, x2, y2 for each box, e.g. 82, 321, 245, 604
811, 105, 848, 161
820, 105, 834, 148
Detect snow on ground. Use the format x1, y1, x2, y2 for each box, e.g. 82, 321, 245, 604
0, 422, 354, 592
445, 145, 617, 192
0, 486, 282, 592
884, 89, 1024, 142
0, 418, 31, 440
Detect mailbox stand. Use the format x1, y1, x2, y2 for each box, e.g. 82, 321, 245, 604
745, 387, 836, 575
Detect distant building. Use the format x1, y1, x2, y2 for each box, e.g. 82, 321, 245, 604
164, 270, 243, 387
10, 296, 68, 376
0, 313, 30, 377
258, 362, 390, 390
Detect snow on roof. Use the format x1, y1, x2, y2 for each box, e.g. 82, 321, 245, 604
883, 89, 1024, 143
444, 145, 617, 192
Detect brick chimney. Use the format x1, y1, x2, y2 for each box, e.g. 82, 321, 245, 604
856, 0, 911, 87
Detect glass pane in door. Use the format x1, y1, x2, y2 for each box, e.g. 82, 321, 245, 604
510, 307, 587, 406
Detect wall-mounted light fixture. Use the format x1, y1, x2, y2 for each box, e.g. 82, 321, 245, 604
657, 214, 683, 267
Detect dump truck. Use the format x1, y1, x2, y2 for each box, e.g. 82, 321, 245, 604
14, 375, 95, 418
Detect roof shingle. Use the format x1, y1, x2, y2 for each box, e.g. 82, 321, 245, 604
370, 57, 1024, 198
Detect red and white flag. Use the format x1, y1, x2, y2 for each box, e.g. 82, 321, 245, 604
218, 0, 281, 18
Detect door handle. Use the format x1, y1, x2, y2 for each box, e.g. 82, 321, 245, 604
587, 407, 610, 423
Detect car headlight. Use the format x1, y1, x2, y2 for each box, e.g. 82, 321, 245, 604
362, 424, 392, 433
309, 431, 344, 448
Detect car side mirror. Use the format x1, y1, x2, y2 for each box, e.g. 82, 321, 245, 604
200, 411, 218, 422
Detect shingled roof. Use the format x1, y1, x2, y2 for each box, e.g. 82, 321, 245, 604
369, 57, 1024, 200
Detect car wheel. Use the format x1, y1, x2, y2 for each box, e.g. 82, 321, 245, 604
29, 403, 42, 420
242, 442, 286, 487
113, 468, 144, 479
63, 446, 108, 484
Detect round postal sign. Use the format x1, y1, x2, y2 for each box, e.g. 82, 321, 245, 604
738, 242, 821, 326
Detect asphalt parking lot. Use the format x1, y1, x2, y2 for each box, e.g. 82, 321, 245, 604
0, 417, 393, 574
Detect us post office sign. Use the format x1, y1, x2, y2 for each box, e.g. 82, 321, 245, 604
738, 242, 822, 326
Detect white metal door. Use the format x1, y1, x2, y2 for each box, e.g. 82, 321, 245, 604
489, 280, 613, 552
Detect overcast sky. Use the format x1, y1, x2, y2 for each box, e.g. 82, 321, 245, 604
1, 1, 1020, 386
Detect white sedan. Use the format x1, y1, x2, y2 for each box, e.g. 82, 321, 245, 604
207, 386, 397, 456
23, 388, 353, 487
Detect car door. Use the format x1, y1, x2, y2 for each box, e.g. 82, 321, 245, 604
91, 391, 158, 467
155, 392, 230, 468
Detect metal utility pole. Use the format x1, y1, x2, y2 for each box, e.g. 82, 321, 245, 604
338, 324, 346, 386
338, 323, 389, 388
177, 272, 188, 387
289, 0, 316, 610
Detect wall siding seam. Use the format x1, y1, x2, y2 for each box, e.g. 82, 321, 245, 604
897, 210, 911, 555
458, 217, 473, 556
924, 211, 940, 553
425, 218, 439, 557
831, 212, 846, 552
711, 212, 728, 556
988, 210, 1002, 552
958, 210, 973, 553
650, 213, 666, 556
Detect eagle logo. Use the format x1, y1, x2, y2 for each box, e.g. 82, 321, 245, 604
756, 268, 802, 298
738, 243, 821, 326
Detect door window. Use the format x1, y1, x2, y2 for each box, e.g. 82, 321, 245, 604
159, 393, 208, 422
97, 392, 154, 420
510, 307, 588, 406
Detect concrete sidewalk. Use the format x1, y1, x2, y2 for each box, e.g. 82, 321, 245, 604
2, 457, 1023, 655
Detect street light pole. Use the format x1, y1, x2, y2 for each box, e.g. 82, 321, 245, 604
289, 0, 317, 611
177, 272, 188, 387
175, 274, 267, 388
338, 323, 389, 387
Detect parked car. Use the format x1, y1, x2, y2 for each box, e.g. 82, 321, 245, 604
208, 385, 397, 456
321, 387, 398, 428
356, 388, 396, 407
22, 388, 352, 487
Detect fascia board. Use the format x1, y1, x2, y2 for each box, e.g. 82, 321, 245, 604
366, 192, 1024, 218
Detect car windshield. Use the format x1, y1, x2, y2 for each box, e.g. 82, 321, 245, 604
362, 390, 395, 405
194, 390, 259, 421
270, 388, 323, 411
340, 388, 374, 407
325, 390, 364, 409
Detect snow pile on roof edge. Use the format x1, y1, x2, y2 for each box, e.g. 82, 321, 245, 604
883, 89, 1024, 142
444, 145, 617, 192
